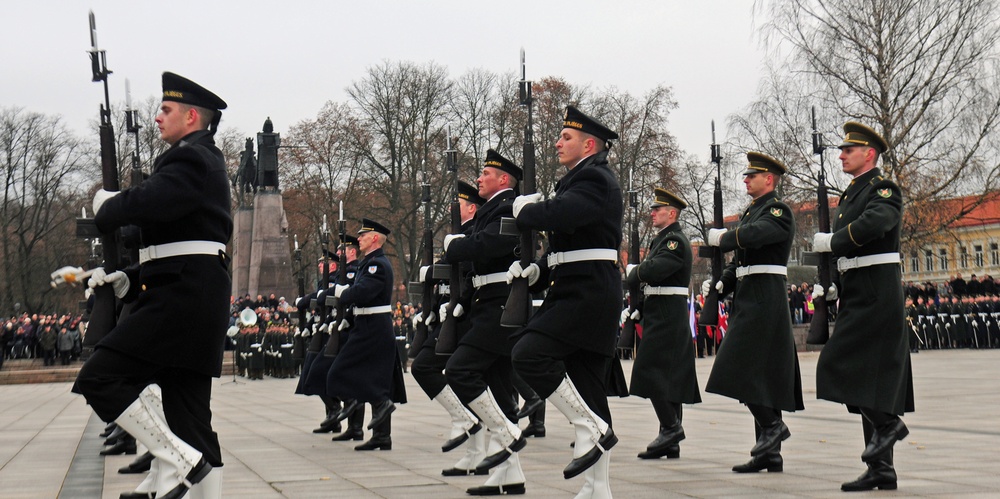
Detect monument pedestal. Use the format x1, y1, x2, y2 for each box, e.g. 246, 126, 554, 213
231, 191, 295, 302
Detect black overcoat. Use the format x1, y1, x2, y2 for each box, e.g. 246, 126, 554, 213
628, 222, 701, 404
705, 191, 804, 411
94, 130, 232, 377
815, 168, 914, 414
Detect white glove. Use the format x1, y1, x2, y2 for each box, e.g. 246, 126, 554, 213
512, 193, 543, 218
337, 318, 351, 331
418, 266, 429, 282
438, 303, 449, 320
411, 313, 421, 329
452, 303, 464, 318
318, 322, 329, 333
715, 280, 724, 294
620, 307, 630, 324
630, 308, 641, 321
51, 266, 85, 287
92, 189, 119, 215
620, 307, 641, 324
334, 284, 349, 298
88, 267, 130, 299
826, 284, 838, 301
423, 311, 436, 326
506, 261, 540, 285
813, 232, 833, 253
625, 264, 637, 279
329, 307, 338, 319
443, 234, 465, 252
84, 287, 94, 300
701, 279, 712, 296
707, 228, 727, 247
811, 285, 825, 299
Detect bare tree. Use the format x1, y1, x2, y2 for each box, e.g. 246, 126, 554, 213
751, 0, 1000, 247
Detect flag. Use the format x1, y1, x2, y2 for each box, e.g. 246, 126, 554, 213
717, 301, 728, 338
689, 293, 697, 339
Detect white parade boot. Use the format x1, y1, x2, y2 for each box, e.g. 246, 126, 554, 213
547, 375, 617, 479
574, 450, 612, 499
434, 385, 482, 452
443, 423, 489, 476
187, 467, 223, 499
468, 389, 525, 472
466, 451, 526, 495
115, 398, 211, 499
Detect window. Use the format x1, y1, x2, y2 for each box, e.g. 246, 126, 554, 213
991, 243, 998, 266
939, 248, 949, 270
925, 249, 934, 272
975, 245, 984, 267
909, 252, 919, 272
961, 246, 969, 268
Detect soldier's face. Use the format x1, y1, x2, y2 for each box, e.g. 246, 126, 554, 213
839, 146, 870, 177
477, 167, 506, 199
156, 101, 192, 145
650, 205, 673, 229
743, 172, 770, 199
555, 128, 591, 168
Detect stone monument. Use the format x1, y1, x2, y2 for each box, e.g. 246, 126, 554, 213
231, 118, 295, 301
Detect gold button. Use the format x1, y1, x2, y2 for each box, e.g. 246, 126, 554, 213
550, 281, 555, 286
141, 284, 147, 291
838, 214, 843, 219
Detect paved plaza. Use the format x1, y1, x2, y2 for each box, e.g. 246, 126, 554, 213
1, 349, 998, 498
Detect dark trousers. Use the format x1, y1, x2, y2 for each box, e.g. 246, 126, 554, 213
410, 344, 448, 399
446, 344, 516, 422
511, 331, 613, 426
74, 348, 223, 467
59, 349, 72, 365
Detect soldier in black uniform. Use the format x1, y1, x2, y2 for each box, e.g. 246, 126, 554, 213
75, 72, 229, 498
326, 219, 405, 451
410, 180, 488, 477
509, 106, 623, 497
442, 152, 526, 495
626, 188, 701, 460
705, 152, 804, 474
812, 122, 914, 491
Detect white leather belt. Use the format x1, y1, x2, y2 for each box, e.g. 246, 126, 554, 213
532, 299, 544, 308
437, 284, 450, 295
644, 286, 688, 296
139, 241, 226, 264
837, 252, 900, 272
472, 272, 508, 288
546, 249, 618, 268
735, 265, 787, 279
353, 305, 392, 315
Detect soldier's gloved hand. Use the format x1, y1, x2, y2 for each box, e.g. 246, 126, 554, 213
630, 308, 641, 321
337, 318, 350, 331
826, 284, 838, 301
811, 284, 825, 299
438, 303, 450, 321
334, 284, 349, 298
423, 311, 436, 326
84, 287, 94, 300
812, 232, 833, 253
411, 312, 421, 329
506, 261, 540, 285
512, 193, 543, 218
443, 234, 464, 252
715, 280, 725, 294
707, 228, 727, 247
701, 279, 712, 296
452, 303, 464, 318
625, 264, 637, 279
88, 267, 130, 299
300, 326, 311, 337
92, 189, 119, 215
318, 322, 329, 333
418, 266, 430, 282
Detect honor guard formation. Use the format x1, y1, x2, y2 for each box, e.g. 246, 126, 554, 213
59, 61, 932, 497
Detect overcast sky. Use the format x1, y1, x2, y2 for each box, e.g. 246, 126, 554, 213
4, 0, 771, 163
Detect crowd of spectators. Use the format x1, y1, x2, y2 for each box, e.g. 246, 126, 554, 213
1, 313, 85, 369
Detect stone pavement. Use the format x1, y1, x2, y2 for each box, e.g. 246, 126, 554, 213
1, 349, 998, 498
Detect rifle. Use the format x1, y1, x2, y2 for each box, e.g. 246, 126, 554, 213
698, 121, 724, 326
408, 162, 434, 358
293, 235, 306, 332
324, 205, 347, 357
436, 132, 462, 355
618, 170, 640, 350
80, 11, 123, 352
803, 106, 832, 345
314, 215, 331, 347
500, 48, 537, 327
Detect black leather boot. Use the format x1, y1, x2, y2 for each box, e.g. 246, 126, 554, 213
118, 451, 154, 474
747, 403, 789, 456
314, 397, 343, 433
521, 402, 545, 438
732, 452, 783, 473
332, 403, 366, 441
860, 409, 908, 462
355, 413, 391, 451
101, 435, 137, 456
639, 399, 684, 459
842, 448, 896, 491
367, 399, 396, 430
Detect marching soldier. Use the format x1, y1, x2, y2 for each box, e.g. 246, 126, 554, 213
509, 106, 623, 498
812, 122, 914, 491
705, 152, 804, 474
443, 152, 526, 495
626, 188, 701, 460
409, 180, 487, 477
326, 219, 406, 451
